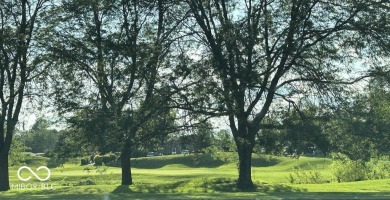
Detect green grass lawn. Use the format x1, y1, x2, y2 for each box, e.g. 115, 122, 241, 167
1, 154, 390, 199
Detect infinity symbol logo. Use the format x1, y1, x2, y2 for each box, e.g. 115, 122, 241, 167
17, 166, 51, 182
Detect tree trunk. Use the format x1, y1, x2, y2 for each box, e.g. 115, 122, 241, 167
120, 149, 133, 185
0, 152, 10, 191
236, 142, 255, 191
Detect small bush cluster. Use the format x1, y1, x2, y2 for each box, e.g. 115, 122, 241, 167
79, 152, 119, 166
331, 155, 366, 182
95, 163, 108, 174
80, 156, 90, 165
47, 157, 65, 168
59, 175, 118, 186
288, 165, 328, 184
59, 177, 71, 186
366, 157, 390, 179
94, 153, 118, 166
331, 153, 390, 182
74, 177, 97, 186
288, 170, 327, 184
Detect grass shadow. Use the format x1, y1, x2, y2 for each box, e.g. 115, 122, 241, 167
269, 192, 390, 199
2, 183, 390, 199
112, 185, 132, 193
258, 182, 307, 193
193, 177, 306, 193
112, 180, 191, 194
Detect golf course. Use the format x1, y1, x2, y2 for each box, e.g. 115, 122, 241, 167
1, 153, 389, 199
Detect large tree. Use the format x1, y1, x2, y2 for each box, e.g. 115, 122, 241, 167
183, 0, 389, 190
48, 0, 184, 185
0, 0, 50, 191
22, 118, 59, 153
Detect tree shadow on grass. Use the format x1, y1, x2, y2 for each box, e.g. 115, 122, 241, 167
0, 186, 106, 199
112, 180, 191, 194
175, 178, 390, 199
186, 177, 306, 193
3, 183, 390, 199
269, 192, 390, 199
257, 182, 307, 193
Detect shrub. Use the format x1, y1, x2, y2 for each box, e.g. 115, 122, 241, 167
80, 156, 90, 165
96, 163, 108, 174
47, 157, 65, 168
59, 177, 72, 186
102, 153, 118, 166
94, 155, 103, 165
94, 153, 118, 166
331, 154, 390, 183
83, 167, 92, 173
75, 177, 96, 186
366, 157, 390, 180
330, 153, 367, 182
60, 177, 97, 186
289, 170, 327, 184
288, 164, 328, 184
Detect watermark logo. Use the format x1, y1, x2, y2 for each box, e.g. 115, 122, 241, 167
12, 166, 55, 190
17, 166, 51, 181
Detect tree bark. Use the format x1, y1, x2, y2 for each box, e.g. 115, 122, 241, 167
236, 139, 255, 191
120, 149, 133, 185
0, 151, 10, 191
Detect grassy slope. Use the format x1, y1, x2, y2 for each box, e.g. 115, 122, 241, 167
1, 154, 389, 199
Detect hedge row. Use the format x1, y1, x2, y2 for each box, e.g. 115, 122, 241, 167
80, 153, 119, 166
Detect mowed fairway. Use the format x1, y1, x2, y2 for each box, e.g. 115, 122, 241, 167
1, 154, 390, 199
